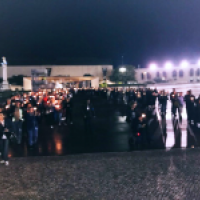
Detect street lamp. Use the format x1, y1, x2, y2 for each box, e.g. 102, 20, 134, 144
119, 67, 126, 73
149, 63, 157, 70
164, 61, 173, 70
180, 60, 189, 68
119, 67, 127, 84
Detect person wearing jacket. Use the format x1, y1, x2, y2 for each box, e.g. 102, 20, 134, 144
26, 105, 40, 147
158, 90, 168, 116
0, 112, 13, 166
178, 92, 184, 123
64, 97, 73, 125
82, 99, 95, 134
184, 90, 195, 122
12, 101, 23, 144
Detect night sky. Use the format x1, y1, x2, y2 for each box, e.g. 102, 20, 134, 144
0, 0, 200, 67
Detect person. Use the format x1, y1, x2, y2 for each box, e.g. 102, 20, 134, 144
133, 112, 147, 148
64, 97, 73, 125
196, 96, 200, 127
178, 92, 184, 123
158, 90, 168, 116
82, 99, 95, 134
150, 89, 158, 109
54, 100, 62, 126
12, 101, 23, 144
26, 105, 40, 147
184, 90, 195, 122
4, 98, 13, 121
0, 112, 13, 166
170, 89, 179, 117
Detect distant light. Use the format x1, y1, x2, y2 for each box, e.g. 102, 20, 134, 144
164, 61, 173, 69
149, 63, 157, 70
180, 60, 189, 68
198, 60, 200, 65
119, 67, 126, 73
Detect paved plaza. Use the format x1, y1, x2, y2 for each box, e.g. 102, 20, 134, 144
1, 149, 200, 200
2, 93, 200, 199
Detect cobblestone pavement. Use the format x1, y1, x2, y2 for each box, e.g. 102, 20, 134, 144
1, 148, 200, 200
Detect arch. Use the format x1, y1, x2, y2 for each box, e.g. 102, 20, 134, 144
196, 68, 200, 76
162, 71, 167, 78
147, 72, 151, 80
172, 70, 177, 78
179, 70, 184, 77
141, 73, 144, 80
190, 68, 194, 76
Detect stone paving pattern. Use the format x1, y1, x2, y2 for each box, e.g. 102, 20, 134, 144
1, 149, 200, 200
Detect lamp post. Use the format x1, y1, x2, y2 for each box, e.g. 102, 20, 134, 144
119, 67, 127, 84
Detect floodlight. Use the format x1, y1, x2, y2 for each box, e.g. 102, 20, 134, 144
149, 63, 157, 70
164, 61, 173, 69
180, 60, 189, 68
119, 67, 126, 73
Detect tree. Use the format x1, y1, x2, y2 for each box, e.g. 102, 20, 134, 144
110, 65, 136, 84
8, 75, 26, 86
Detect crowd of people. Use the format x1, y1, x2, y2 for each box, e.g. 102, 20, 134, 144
0, 87, 200, 165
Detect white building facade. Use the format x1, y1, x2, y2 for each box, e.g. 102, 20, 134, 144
136, 63, 200, 84
135, 62, 200, 96
1, 65, 113, 81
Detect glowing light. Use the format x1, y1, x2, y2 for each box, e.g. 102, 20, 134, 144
164, 61, 173, 69
149, 63, 157, 70
119, 67, 126, 73
142, 113, 146, 118
180, 60, 189, 68
198, 60, 200, 65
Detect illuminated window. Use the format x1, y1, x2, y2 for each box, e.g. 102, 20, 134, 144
179, 70, 184, 77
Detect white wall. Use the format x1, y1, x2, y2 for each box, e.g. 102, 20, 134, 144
91, 77, 99, 88
2, 65, 113, 81
23, 77, 32, 90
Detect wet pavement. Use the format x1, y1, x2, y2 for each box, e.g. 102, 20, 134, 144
2, 94, 200, 199
7, 94, 200, 158
2, 149, 200, 199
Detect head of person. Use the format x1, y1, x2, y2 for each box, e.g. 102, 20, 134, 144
0, 112, 5, 122
7, 99, 11, 105
67, 97, 70, 102
138, 113, 143, 122
27, 103, 32, 109
87, 99, 90, 104
15, 101, 21, 108
173, 88, 176, 93
131, 103, 137, 110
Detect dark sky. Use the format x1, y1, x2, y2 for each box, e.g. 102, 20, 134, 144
0, 0, 200, 66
